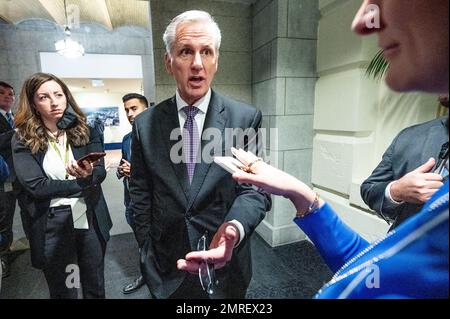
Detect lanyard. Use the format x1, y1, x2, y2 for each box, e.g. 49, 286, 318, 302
49, 134, 70, 180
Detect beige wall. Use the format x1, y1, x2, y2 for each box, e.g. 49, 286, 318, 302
313, 0, 440, 241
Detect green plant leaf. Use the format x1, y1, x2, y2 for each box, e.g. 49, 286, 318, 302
366, 49, 389, 81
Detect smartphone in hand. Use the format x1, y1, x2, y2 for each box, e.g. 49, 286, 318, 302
77, 152, 106, 168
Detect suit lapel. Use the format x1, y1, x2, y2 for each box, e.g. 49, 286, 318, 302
0, 114, 11, 133
421, 118, 448, 165
186, 91, 226, 211
160, 97, 190, 201
70, 142, 84, 161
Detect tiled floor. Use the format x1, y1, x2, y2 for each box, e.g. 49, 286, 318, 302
0, 233, 332, 299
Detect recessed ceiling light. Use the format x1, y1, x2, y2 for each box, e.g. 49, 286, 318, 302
91, 79, 104, 87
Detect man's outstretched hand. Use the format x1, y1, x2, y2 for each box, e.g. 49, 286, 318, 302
177, 223, 240, 274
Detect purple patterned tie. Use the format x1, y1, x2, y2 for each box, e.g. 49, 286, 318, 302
183, 106, 200, 183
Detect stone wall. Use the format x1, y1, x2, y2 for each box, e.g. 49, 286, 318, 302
0, 19, 156, 106
312, 0, 438, 241
252, 0, 319, 246
150, 0, 253, 104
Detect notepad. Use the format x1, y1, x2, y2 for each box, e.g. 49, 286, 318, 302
214, 147, 262, 174
213, 156, 247, 174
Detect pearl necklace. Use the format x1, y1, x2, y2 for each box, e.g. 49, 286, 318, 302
316, 192, 449, 297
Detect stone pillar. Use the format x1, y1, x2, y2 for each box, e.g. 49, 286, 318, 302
252, 0, 319, 246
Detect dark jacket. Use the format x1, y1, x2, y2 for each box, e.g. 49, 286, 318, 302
117, 132, 132, 208
11, 127, 112, 268
130, 91, 271, 298
0, 112, 15, 185
0, 154, 9, 182
361, 116, 449, 229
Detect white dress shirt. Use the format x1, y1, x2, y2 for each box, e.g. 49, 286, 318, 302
176, 89, 210, 136
43, 132, 88, 229
385, 181, 405, 205
175, 89, 245, 246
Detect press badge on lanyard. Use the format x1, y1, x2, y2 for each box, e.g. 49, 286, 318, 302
3, 182, 13, 192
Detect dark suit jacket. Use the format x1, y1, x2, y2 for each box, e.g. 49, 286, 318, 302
361, 116, 449, 229
117, 132, 132, 208
129, 91, 271, 299
0, 154, 9, 182
0, 113, 15, 185
11, 127, 112, 269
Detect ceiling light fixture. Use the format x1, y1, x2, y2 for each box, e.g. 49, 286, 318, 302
54, 0, 85, 59
91, 79, 104, 87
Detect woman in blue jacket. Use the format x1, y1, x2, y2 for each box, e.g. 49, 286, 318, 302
179, 0, 449, 298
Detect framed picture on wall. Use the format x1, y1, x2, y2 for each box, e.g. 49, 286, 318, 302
82, 106, 122, 149
83, 106, 120, 127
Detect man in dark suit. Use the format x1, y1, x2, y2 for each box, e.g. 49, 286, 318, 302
117, 93, 148, 294
361, 113, 448, 230
0, 81, 17, 278
0, 155, 9, 182
129, 10, 271, 299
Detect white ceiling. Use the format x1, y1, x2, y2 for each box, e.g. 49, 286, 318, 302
0, 0, 257, 29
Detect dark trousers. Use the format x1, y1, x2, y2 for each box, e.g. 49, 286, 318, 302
42, 206, 107, 299
125, 201, 143, 280
168, 274, 211, 299
125, 204, 135, 230
0, 190, 16, 255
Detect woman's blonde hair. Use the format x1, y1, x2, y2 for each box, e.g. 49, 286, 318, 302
15, 73, 90, 154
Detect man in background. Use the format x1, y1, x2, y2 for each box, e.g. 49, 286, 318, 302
361, 96, 448, 230
117, 93, 148, 294
0, 81, 17, 278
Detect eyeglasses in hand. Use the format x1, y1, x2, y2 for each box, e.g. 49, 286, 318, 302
197, 231, 218, 295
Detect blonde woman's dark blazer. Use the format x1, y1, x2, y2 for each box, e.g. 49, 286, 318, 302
11, 127, 112, 269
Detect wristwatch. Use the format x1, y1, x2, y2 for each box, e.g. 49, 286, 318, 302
296, 193, 320, 218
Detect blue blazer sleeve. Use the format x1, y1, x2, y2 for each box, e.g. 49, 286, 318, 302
0, 154, 9, 182
294, 204, 370, 272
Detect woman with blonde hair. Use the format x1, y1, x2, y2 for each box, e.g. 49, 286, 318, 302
12, 72, 112, 299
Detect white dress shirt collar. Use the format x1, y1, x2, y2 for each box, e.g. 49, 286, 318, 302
176, 88, 211, 114
0, 108, 11, 118
174, 88, 246, 247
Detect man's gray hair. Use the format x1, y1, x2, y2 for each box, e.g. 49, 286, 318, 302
163, 10, 222, 57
